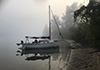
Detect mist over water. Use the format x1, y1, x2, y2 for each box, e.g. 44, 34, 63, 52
0, 0, 89, 70
0, 0, 88, 40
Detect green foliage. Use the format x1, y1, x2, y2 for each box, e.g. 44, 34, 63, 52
69, 26, 87, 44
43, 0, 100, 47
74, 0, 100, 47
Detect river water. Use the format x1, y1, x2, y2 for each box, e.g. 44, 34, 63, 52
0, 40, 71, 70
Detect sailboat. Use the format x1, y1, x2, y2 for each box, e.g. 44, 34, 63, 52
17, 6, 63, 50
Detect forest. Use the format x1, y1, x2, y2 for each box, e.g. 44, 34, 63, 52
43, 0, 100, 48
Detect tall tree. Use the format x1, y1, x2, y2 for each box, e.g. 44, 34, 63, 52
61, 2, 79, 39
74, 0, 100, 46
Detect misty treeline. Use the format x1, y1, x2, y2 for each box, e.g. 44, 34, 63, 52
43, 0, 100, 47
74, 0, 100, 47
43, 2, 79, 39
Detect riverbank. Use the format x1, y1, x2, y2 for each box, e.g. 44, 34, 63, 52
67, 41, 100, 70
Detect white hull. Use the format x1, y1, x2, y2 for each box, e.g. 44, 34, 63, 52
19, 42, 59, 49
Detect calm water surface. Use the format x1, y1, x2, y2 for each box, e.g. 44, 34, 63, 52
0, 40, 71, 70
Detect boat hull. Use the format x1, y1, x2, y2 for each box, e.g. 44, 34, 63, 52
19, 42, 59, 50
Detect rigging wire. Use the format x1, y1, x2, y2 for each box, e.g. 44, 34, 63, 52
50, 7, 64, 40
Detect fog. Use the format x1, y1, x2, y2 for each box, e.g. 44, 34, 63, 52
42, 0, 89, 40
0, 0, 90, 70
0, 0, 49, 42
0, 0, 89, 42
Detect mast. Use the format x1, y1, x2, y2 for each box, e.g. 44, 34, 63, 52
49, 5, 64, 40
49, 5, 51, 40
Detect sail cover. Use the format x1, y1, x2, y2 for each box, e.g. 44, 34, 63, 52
25, 36, 50, 39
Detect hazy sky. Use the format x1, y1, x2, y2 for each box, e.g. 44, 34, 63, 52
0, 0, 89, 41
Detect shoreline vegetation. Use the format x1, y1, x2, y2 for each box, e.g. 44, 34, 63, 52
43, 0, 100, 48
73, 0, 100, 48
43, 0, 100, 69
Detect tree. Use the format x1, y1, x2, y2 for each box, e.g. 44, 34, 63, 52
61, 2, 79, 39
74, 0, 100, 46
51, 15, 62, 39
43, 2, 80, 40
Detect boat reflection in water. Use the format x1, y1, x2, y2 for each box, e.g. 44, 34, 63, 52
17, 47, 60, 70
19, 47, 59, 55
25, 55, 50, 61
